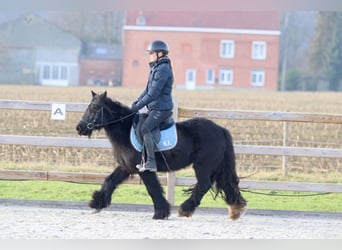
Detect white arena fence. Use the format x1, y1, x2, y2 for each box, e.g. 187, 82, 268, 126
0, 99, 342, 205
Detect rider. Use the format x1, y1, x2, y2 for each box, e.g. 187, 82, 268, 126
131, 40, 174, 172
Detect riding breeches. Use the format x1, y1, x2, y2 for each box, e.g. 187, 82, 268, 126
140, 110, 172, 138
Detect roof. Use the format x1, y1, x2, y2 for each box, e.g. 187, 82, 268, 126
0, 13, 80, 49
126, 11, 280, 31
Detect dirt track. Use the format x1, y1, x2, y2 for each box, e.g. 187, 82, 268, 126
0, 200, 341, 239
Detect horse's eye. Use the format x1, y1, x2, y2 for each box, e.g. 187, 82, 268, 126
89, 103, 99, 110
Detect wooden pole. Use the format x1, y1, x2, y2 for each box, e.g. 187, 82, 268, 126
282, 121, 289, 177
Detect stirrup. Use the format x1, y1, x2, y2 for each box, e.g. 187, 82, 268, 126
136, 162, 157, 172
136, 163, 144, 171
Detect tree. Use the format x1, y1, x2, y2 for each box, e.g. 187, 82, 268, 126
43, 11, 124, 44
279, 11, 317, 91
307, 12, 342, 91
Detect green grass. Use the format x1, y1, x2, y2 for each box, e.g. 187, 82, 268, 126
0, 180, 341, 212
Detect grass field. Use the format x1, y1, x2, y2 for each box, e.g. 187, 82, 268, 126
1, 180, 341, 212
0, 85, 341, 211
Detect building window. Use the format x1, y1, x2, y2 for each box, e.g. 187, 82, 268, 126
219, 68, 233, 85
206, 69, 215, 84
181, 43, 193, 57
186, 69, 195, 82
52, 65, 59, 80
42, 65, 50, 79
132, 60, 139, 67
95, 48, 107, 55
60, 66, 68, 80
252, 41, 267, 60
251, 70, 265, 86
40, 64, 69, 81
136, 11, 146, 25
220, 40, 234, 58
185, 69, 196, 89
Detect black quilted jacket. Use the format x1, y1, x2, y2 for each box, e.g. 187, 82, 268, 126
134, 57, 174, 111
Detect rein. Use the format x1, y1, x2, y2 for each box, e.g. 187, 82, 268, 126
82, 105, 136, 130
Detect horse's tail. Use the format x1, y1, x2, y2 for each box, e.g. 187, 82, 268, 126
213, 128, 247, 207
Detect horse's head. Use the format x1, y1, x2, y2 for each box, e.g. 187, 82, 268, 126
76, 90, 134, 137
76, 90, 108, 137
77, 90, 135, 137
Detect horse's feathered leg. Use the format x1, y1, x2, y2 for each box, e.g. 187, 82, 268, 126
217, 129, 247, 220
178, 166, 212, 217
139, 171, 170, 220
89, 166, 130, 212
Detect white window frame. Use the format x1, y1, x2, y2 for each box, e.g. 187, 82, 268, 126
38, 62, 70, 86
220, 40, 235, 59
251, 70, 265, 86
60, 66, 68, 80
52, 65, 59, 80
252, 41, 267, 60
42, 65, 50, 79
185, 69, 196, 89
206, 69, 215, 84
219, 68, 233, 85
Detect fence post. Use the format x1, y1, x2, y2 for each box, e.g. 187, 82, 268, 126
166, 172, 176, 205
166, 96, 178, 205
282, 121, 288, 177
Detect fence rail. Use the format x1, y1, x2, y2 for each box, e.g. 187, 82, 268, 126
1, 134, 342, 158
1, 169, 341, 193
178, 107, 342, 124
1, 99, 342, 204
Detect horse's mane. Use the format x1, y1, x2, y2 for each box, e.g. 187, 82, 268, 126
95, 94, 134, 150
101, 95, 132, 117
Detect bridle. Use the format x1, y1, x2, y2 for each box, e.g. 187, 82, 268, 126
81, 102, 136, 130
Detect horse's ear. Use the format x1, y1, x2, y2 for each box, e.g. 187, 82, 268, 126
91, 90, 96, 97
99, 91, 107, 99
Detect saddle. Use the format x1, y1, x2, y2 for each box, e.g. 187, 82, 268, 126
130, 113, 177, 152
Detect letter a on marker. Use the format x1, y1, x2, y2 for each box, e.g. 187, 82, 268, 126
51, 103, 66, 120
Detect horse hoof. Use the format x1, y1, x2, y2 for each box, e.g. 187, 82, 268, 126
178, 208, 193, 217
152, 210, 170, 220
228, 204, 247, 220
89, 190, 111, 210
152, 215, 168, 220
92, 209, 102, 214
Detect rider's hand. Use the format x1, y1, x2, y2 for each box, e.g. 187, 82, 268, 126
131, 103, 139, 112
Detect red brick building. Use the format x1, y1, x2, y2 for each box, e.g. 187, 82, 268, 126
122, 11, 280, 90
79, 42, 122, 86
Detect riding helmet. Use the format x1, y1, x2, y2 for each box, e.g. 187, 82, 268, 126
146, 40, 169, 55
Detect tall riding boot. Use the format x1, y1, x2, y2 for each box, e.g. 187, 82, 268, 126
140, 133, 157, 172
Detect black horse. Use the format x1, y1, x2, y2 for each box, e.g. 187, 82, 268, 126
76, 91, 247, 220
